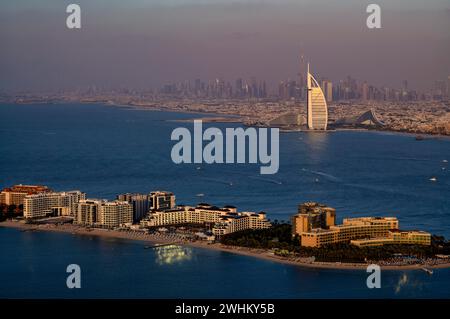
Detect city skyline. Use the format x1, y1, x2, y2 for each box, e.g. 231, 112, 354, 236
33, 71, 446, 102
1, 0, 449, 92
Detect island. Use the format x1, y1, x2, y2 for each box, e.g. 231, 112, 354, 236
1, 184, 450, 270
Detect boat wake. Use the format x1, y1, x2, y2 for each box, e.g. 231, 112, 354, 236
200, 177, 234, 186
359, 155, 433, 162
301, 168, 341, 182
247, 176, 283, 185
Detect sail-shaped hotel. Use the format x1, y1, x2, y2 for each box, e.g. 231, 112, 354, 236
306, 64, 328, 130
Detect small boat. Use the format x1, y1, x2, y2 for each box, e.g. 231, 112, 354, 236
443, 160, 448, 163
429, 177, 437, 182
196, 193, 204, 197
421, 268, 433, 275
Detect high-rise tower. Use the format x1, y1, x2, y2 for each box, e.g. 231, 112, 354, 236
306, 63, 328, 130
298, 54, 306, 100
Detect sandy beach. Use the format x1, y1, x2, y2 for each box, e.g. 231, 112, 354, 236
2, 220, 450, 271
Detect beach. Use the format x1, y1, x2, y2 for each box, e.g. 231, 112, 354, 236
2, 220, 449, 271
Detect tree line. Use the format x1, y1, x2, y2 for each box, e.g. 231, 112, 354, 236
0, 204, 23, 221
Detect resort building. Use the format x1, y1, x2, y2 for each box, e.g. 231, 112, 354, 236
117, 191, 175, 222
98, 201, 133, 228
149, 191, 176, 211
212, 212, 271, 237
141, 203, 228, 227
144, 206, 192, 226
306, 64, 328, 130
0, 184, 51, 206
291, 202, 336, 235
292, 203, 430, 247
73, 199, 133, 228
23, 191, 85, 219
73, 199, 101, 225
117, 193, 150, 223
299, 217, 399, 247
140, 203, 270, 236
351, 230, 431, 247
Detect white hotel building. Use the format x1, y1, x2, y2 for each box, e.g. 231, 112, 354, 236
23, 191, 85, 219
73, 199, 133, 228
212, 212, 271, 237
140, 203, 271, 236
98, 201, 133, 228
306, 63, 328, 130
72, 199, 101, 225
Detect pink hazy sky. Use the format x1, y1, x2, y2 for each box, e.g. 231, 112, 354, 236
1, 0, 449, 92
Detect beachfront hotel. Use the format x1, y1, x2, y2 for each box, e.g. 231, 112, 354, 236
73, 199, 101, 225
23, 190, 85, 219
13, 185, 171, 228
212, 212, 271, 237
0, 184, 51, 206
117, 191, 175, 222
73, 199, 133, 228
140, 203, 271, 235
98, 201, 133, 228
351, 230, 432, 247
292, 202, 431, 247
291, 202, 336, 236
306, 64, 328, 130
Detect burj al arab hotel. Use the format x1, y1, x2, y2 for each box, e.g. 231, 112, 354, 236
306, 64, 328, 130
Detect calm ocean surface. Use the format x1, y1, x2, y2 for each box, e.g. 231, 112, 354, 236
0, 103, 449, 298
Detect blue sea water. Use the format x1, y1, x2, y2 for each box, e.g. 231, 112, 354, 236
0, 103, 449, 298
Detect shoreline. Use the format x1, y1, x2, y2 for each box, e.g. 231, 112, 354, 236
103, 101, 450, 138
3, 101, 448, 138
2, 221, 449, 271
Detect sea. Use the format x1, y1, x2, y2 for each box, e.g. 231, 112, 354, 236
0, 102, 449, 298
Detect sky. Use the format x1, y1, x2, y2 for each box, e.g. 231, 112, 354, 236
0, 0, 449, 93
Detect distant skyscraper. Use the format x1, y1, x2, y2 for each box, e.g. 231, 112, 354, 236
321, 80, 333, 102
447, 76, 450, 97
362, 81, 369, 101
402, 80, 408, 91
298, 53, 306, 100
433, 80, 446, 100
306, 64, 328, 130
194, 79, 201, 95
235, 78, 243, 98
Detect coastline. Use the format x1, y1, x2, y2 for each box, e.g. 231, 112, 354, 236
3, 101, 449, 138
104, 102, 450, 138
2, 221, 449, 271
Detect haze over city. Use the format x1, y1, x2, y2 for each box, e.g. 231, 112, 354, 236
1, 0, 449, 92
